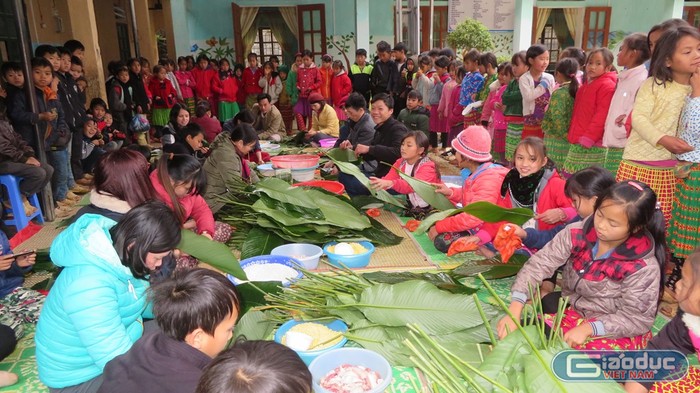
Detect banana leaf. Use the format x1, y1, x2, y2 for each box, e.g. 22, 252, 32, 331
351, 195, 386, 210
254, 179, 325, 219
307, 188, 372, 230
236, 281, 283, 314
326, 147, 360, 163
330, 159, 405, 208
357, 216, 403, 246
389, 164, 455, 211
452, 262, 526, 281
414, 201, 536, 234
362, 271, 476, 294
357, 280, 495, 335
258, 193, 324, 220
234, 310, 276, 341
178, 230, 246, 280
240, 227, 285, 260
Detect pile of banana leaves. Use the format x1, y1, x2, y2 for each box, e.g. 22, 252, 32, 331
215, 177, 402, 259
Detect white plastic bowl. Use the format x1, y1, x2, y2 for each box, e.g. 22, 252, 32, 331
270, 243, 323, 270
291, 165, 318, 182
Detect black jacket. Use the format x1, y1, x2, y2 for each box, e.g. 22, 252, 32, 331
128, 71, 149, 111
57, 72, 87, 129
371, 59, 399, 96
6, 85, 70, 152
98, 330, 211, 393
365, 116, 408, 177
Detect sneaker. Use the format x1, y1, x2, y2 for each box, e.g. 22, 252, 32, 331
54, 206, 72, 218
66, 191, 82, 201
70, 184, 90, 194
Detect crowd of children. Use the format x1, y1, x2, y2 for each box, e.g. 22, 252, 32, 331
1, 16, 700, 392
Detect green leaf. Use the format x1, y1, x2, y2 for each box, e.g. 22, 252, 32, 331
452, 262, 525, 280
178, 230, 246, 280
362, 271, 475, 294
389, 164, 455, 211
236, 281, 283, 315
307, 188, 372, 230
414, 201, 535, 234
326, 147, 360, 163
331, 159, 405, 208
258, 193, 325, 220
357, 280, 495, 335
255, 178, 324, 215
357, 216, 403, 246
350, 195, 385, 210
240, 227, 285, 260
234, 310, 276, 341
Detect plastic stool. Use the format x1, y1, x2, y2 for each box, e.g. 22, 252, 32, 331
0, 174, 44, 231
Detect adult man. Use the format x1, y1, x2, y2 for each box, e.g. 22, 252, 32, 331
338, 93, 408, 196
250, 93, 285, 142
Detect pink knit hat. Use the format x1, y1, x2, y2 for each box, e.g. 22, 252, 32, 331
451, 125, 492, 162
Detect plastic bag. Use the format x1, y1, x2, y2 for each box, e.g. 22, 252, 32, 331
129, 114, 150, 133
493, 224, 522, 263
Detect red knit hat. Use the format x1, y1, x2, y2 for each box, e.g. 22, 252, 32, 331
308, 92, 324, 104
451, 125, 492, 162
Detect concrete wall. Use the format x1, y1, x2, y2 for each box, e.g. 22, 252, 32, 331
25, 0, 74, 46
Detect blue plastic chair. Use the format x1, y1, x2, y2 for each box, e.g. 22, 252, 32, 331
0, 174, 44, 230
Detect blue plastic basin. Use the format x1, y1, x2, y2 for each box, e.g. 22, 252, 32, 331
308, 348, 393, 393
274, 319, 348, 365
323, 241, 375, 268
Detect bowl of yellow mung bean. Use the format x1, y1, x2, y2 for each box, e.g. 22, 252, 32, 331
274, 319, 348, 365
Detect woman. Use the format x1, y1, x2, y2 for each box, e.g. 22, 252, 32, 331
304, 92, 339, 145
160, 103, 190, 145
203, 123, 259, 213
36, 202, 181, 392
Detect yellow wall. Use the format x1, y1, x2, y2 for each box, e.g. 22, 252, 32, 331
25, 0, 74, 45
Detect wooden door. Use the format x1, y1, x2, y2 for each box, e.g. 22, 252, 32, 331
582, 7, 611, 50
420, 6, 448, 52
232, 2, 243, 64
297, 4, 326, 63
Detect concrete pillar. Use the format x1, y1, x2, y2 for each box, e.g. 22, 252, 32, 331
670, 0, 685, 19
513, 0, 535, 52
133, 0, 158, 64
356, 0, 370, 53
168, 0, 191, 58
66, 0, 106, 101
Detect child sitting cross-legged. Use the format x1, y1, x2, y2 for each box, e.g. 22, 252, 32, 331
98, 268, 240, 393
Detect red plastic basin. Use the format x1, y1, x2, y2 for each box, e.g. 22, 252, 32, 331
292, 180, 345, 195
270, 154, 320, 169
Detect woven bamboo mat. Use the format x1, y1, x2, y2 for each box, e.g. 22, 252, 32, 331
315, 210, 437, 273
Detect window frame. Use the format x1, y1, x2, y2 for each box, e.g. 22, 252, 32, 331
251, 27, 283, 64
582, 6, 611, 51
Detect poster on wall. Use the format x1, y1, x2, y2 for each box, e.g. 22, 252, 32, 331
448, 0, 516, 31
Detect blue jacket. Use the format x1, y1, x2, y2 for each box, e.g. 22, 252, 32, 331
0, 230, 31, 298
36, 214, 151, 388
523, 215, 582, 250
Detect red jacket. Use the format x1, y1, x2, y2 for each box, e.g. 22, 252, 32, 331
242, 67, 263, 96
319, 66, 333, 100
148, 78, 177, 109
382, 157, 441, 194
476, 169, 575, 244
150, 170, 216, 235
331, 72, 352, 108
297, 63, 321, 98
191, 115, 222, 143
567, 71, 617, 145
448, 84, 465, 128
435, 163, 509, 234
191, 67, 218, 99
215, 75, 239, 102
174, 70, 196, 99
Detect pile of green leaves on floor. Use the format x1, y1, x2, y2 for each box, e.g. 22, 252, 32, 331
216, 177, 402, 259
404, 275, 625, 393
235, 266, 499, 368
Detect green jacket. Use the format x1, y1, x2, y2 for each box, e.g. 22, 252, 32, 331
203, 132, 259, 213
286, 70, 299, 106
397, 106, 430, 134
502, 78, 523, 117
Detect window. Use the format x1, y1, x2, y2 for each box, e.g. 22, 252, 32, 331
251, 28, 282, 64
297, 4, 326, 63
420, 6, 448, 52
538, 24, 559, 71
684, 7, 700, 28
116, 23, 131, 62
582, 7, 611, 50
0, 0, 20, 62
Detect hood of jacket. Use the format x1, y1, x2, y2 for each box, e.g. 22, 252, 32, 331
50, 214, 134, 281
411, 106, 430, 116
617, 64, 647, 83
587, 71, 618, 87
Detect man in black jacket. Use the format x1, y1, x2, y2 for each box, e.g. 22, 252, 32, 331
338, 93, 407, 196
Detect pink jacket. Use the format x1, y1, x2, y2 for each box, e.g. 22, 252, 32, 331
435, 163, 510, 233
438, 79, 458, 120
150, 170, 216, 235
448, 85, 465, 128
382, 157, 441, 195
174, 70, 196, 99
602, 64, 648, 148
482, 85, 508, 130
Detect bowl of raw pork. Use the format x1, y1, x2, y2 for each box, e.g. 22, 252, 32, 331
226, 255, 303, 287
308, 348, 393, 393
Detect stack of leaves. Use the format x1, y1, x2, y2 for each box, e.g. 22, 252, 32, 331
404, 276, 626, 393
215, 177, 402, 258
235, 267, 499, 368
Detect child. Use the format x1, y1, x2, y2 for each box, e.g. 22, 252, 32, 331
98, 268, 240, 393
541, 58, 578, 168
503, 51, 528, 161
162, 58, 183, 102
196, 340, 312, 393
191, 55, 219, 116
349, 48, 373, 103
427, 55, 451, 150
330, 60, 352, 122
624, 249, 700, 392
106, 64, 134, 142
498, 180, 665, 351
558, 47, 586, 84
242, 52, 263, 109
140, 57, 154, 106
370, 41, 398, 97
428, 126, 509, 252
149, 64, 178, 128
412, 55, 433, 109
127, 57, 150, 114
620, 26, 699, 229
215, 58, 240, 122
70, 56, 86, 106
563, 48, 617, 176
319, 54, 334, 104
459, 49, 485, 129
286, 54, 302, 114
81, 118, 106, 173
520, 45, 555, 140
163, 123, 209, 161
276, 65, 294, 134
438, 60, 460, 146
398, 57, 416, 105
397, 90, 430, 138
233, 63, 246, 108
191, 101, 222, 143
476, 52, 498, 108
175, 56, 197, 115
258, 60, 281, 106
294, 49, 321, 132
370, 131, 441, 218
102, 112, 125, 150
482, 62, 513, 163
602, 33, 651, 176
446, 66, 467, 144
